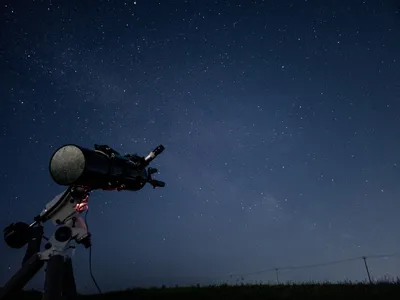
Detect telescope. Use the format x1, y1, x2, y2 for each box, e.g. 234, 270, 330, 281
50, 143, 166, 191
0, 144, 166, 300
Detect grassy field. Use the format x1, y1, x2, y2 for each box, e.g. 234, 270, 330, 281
4, 282, 400, 300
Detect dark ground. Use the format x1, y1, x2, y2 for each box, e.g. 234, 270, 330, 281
4, 282, 400, 300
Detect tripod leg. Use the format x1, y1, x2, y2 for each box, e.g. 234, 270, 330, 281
42, 255, 65, 300
62, 257, 78, 300
23, 226, 44, 265
0, 253, 44, 300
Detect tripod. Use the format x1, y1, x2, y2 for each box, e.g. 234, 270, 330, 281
0, 187, 92, 300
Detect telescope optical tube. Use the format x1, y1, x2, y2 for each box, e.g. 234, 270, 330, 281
49, 144, 111, 188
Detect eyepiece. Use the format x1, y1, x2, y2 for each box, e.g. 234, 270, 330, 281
153, 145, 165, 156
144, 145, 165, 163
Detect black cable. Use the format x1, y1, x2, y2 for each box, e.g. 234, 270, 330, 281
84, 208, 103, 295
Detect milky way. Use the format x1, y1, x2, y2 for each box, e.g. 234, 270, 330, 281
1, 0, 400, 293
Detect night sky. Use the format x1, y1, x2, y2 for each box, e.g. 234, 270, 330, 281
1, 0, 400, 294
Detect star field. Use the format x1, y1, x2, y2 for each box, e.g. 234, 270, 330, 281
1, 0, 400, 293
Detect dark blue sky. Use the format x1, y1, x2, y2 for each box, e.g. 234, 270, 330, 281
1, 0, 400, 293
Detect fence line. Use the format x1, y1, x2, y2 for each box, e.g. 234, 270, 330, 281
228, 251, 400, 283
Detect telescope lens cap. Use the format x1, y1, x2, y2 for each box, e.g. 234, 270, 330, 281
49, 145, 85, 185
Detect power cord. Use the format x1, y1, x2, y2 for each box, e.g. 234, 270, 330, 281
84, 208, 103, 295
